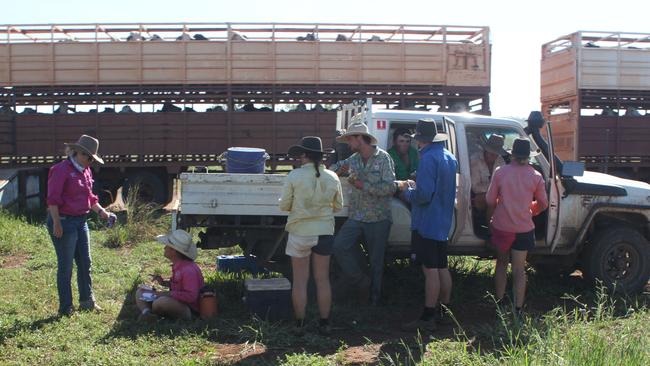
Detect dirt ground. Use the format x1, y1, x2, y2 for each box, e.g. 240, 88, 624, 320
0, 254, 29, 269
202, 263, 650, 365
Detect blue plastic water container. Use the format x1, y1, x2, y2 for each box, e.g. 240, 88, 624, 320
225, 147, 268, 174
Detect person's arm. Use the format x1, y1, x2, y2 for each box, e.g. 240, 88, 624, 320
86, 171, 109, 220
333, 179, 344, 212
278, 175, 294, 212
47, 165, 66, 238
362, 155, 397, 197
151, 274, 171, 288
531, 175, 549, 215
169, 268, 202, 304
48, 205, 63, 238
469, 155, 482, 194
485, 169, 500, 224
91, 202, 110, 220
405, 156, 436, 205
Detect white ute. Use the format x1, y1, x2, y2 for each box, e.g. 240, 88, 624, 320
174, 99, 650, 293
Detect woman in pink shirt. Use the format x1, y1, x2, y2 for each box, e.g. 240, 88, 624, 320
47, 135, 116, 316
135, 229, 205, 321
486, 138, 548, 313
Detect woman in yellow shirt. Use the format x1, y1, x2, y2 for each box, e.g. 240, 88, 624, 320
279, 136, 344, 335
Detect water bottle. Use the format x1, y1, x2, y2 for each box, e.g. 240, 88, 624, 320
107, 213, 117, 228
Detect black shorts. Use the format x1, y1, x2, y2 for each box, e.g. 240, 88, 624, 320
312, 235, 334, 256
511, 230, 536, 251
411, 231, 448, 269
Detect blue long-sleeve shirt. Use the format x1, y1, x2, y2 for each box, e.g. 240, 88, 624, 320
405, 142, 457, 241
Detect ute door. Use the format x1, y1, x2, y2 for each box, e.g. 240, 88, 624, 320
443, 117, 460, 244
545, 122, 562, 251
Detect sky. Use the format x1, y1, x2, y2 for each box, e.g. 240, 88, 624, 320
1, 0, 648, 118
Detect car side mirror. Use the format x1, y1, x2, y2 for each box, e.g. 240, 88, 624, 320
561, 161, 585, 177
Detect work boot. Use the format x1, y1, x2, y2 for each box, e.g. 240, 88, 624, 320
79, 301, 103, 313
317, 319, 332, 336
435, 304, 453, 325
58, 306, 75, 317
291, 319, 306, 336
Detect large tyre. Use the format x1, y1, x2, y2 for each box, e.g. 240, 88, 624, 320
583, 227, 650, 293
122, 171, 167, 204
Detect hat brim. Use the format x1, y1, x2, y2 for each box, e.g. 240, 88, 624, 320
335, 132, 378, 145
288, 145, 335, 157
65, 143, 104, 164
508, 149, 541, 159
156, 234, 197, 260
482, 145, 507, 156
411, 132, 449, 143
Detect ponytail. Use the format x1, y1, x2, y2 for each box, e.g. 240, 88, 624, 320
304, 151, 323, 178
314, 161, 321, 178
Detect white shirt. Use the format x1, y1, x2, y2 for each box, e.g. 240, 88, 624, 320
470, 151, 506, 194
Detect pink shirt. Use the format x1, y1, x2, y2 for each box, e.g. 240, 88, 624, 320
486, 164, 548, 233
47, 159, 99, 216
170, 260, 205, 312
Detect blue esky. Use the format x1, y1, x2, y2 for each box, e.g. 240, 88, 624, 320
2, 0, 648, 118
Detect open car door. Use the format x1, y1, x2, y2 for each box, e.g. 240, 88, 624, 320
545, 122, 562, 251
442, 116, 460, 244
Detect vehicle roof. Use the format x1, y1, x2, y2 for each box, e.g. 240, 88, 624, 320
370, 109, 524, 129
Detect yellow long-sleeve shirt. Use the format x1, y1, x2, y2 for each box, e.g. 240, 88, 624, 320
279, 163, 344, 236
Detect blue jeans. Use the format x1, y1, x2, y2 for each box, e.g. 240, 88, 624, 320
333, 219, 391, 301
47, 214, 95, 313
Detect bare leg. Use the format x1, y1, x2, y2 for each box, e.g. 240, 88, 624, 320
291, 255, 311, 321
151, 296, 192, 320
135, 287, 152, 312
438, 268, 452, 304
311, 253, 331, 320
510, 250, 528, 308
495, 250, 510, 301
423, 267, 440, 308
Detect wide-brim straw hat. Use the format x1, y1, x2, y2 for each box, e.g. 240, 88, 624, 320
156, 229, 198, 260
335, 123, 378, 145
288, 136, 335, 157
64, 134, 104, 164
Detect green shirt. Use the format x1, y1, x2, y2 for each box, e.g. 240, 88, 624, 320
388, 146, 419, 181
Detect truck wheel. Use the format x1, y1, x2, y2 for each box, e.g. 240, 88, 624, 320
122, 171, 167, 204
583, 227, 650, 293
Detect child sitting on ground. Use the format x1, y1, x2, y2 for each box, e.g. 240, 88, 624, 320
135, 229, 204, 321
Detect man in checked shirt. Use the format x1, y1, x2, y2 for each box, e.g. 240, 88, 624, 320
331, 123, 398, 306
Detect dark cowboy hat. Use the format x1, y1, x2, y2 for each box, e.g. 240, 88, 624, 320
508, 137, 540, 159
411, 118, 448, 143
481, 134, 507, 155
64, 134, 104, 164
526, 111, 546, 129
288, 136, 334, 157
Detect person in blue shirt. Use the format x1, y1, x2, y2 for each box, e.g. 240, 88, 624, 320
396, 118, 458, 332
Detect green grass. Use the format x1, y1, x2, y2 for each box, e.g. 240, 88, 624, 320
0, 209, 648, 365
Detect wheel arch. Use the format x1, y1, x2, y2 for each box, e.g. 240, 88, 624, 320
575, 203, 650, 252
